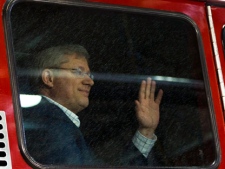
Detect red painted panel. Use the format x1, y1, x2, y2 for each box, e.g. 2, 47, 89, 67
210, 6, 225, 168
0, 0, 224, 168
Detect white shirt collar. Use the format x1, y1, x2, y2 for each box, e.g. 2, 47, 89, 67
42, 96, 80, 127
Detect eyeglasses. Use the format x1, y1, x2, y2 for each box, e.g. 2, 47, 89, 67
49, 67, 94, 80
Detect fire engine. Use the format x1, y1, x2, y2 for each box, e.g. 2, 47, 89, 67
0, 0, 225, 168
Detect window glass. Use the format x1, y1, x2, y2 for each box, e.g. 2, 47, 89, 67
223, 26, 225, 54
9, 1, 218, 168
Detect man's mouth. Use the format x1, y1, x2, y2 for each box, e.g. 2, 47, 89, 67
79, 89, 90, 97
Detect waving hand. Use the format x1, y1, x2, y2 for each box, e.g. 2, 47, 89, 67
135, 78, 163, 139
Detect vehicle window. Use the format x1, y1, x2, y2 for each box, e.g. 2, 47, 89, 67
223, 26, 225, 54
7, 0, 218, 168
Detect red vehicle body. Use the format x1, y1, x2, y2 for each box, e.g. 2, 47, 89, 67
1, 0, 225, 168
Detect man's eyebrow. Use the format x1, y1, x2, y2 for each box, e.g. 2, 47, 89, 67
76, 66, 90, 73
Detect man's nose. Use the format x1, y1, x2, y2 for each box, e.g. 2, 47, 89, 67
83, 75, 94, 86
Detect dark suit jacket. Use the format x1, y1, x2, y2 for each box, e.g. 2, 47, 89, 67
22, 97, 148, 166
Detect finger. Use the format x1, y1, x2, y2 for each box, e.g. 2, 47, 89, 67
150, 80, 156, 99
155, 89, 163, 104
138, 80, 146, 101
135, 100, 141, 112
146, 77, 151, 99
135, 100, 140, 107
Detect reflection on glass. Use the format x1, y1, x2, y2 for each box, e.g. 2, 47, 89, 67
20, 94, 42, 108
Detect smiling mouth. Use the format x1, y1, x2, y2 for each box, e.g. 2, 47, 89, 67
79, 89, 90, 97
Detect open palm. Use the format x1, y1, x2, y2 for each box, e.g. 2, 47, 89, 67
135, 78, 163, 138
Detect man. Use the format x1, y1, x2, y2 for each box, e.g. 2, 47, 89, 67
22, 44, 163, 166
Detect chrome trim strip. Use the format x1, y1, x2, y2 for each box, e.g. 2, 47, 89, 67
207, 6, 225, 110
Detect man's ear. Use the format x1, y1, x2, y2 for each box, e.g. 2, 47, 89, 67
41, 69, 54, 88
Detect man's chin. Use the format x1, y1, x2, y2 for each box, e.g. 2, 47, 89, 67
79, 100, 89, 109
70, 100, 89, 113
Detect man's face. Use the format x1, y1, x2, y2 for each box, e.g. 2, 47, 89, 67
50, 54, 94, 113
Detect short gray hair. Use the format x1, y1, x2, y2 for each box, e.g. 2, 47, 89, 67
31, 44, 90, 93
